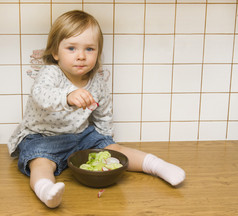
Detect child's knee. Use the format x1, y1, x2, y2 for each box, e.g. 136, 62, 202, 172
105, 143, 122, 151
29, 157, 56, 171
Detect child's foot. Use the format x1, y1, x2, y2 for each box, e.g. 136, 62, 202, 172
44, 182, 65, 208
34, 179, 65, 208
142, 154, 185, 186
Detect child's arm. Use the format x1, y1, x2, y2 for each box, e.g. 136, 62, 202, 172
91, 95, 113, 136
90, 73, 113, 136
31, 66, 76, 112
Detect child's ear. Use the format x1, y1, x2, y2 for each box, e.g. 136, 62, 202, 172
52, 53, 59, 61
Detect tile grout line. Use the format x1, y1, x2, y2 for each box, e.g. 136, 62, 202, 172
19, 0, 24, 120
197, 0, 208, 141
225, 2, 238, 139
139, 0, 146, 142
168, 0, 178, 143
111, 0, 115, 123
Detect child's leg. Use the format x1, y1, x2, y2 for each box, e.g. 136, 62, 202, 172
105, 144, 185, 186
29, 158, 65, 208
105, 144, 146, 171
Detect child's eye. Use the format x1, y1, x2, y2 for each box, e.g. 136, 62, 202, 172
68, 47, 75, 51
86, 47, 94, 51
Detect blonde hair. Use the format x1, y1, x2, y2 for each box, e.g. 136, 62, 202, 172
43, 10, 103, 78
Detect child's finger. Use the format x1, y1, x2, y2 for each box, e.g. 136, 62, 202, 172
75, 96, 88, 109
67, 89, 96, 109
83, 92, 94, 105
79, 91, 95, 107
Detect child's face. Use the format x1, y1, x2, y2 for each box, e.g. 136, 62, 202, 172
53, 26, 99, 83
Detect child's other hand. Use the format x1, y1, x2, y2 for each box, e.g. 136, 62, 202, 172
67, 89, 95, 110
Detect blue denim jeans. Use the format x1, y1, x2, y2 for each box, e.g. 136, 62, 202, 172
17, 125, 115, 176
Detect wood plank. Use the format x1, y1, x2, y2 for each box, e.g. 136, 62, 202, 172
0, 141, 238, 215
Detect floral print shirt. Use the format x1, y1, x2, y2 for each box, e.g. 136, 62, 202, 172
8, 65, 113, 157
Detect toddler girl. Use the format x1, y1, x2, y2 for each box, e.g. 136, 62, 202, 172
8, 10, 185, 208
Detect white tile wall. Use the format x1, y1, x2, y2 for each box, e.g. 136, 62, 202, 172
178, 0, 205, 2
84, 4, 113, 34
113, 65, 142, 93
229, 93, 238, 120
174, 35, 204, 63
143, 65, 172, 93
234, 35, 238, 63
142, 94, 171, 121
52, 4, 83, 22
0, 35, 20, 64
202, 64, 231, 92
53, 0, 82, 2
21, 4, 51, 34
144, 35, 174, 63
141, 122, 170, 142
170, 122, 198, 141
0, 124, 19, 144
0, 66, 21, 94
236, 7, 238, 34
113, 94, 141, 121
206, 4, 236, 33
23, 0, 50, 2
21, 35, 48, 64
0, 0, 18, 2
114, 35, 144, 63
0, 1, 237, 144
200, 93, 229, 120
171, 94, 200, 121
113, 122, 140, 142
176, 4, 205, 34
0, 4, 19, 34
145, 4, 175, 34
207, 0, 236, 2
115, 4, 144, 33
227, 122, 238, 140
102, 35, 113, 64
116, 0, 143, 2
172, 65, 201, 92
204, 35, 234, 63
147, 0, 175, 2
0, 95, 22, 123
231, 65, 238, 92
199, 122, 227, 141
22, 66, 34, 94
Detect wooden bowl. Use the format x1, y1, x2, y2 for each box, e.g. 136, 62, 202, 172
67, 149, 128, 188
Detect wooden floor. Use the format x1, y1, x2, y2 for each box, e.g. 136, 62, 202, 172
0, 141, 238, 216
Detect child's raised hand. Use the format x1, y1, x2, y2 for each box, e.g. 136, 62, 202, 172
67, 88, 96, 110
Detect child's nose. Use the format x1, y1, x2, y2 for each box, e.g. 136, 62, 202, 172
77, 51, 86, 60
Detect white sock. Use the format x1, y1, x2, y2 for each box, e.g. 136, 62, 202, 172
142, 154, 185, 186
34, 178, 65, 208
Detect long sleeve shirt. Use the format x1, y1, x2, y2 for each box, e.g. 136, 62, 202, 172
8, 65, 113, 157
